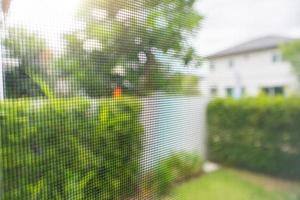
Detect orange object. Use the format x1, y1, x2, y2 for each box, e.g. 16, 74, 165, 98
113, 86, 122, 97
2, 0, 11, 16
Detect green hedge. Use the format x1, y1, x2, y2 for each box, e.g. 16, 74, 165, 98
208, 97, 300, 179
0, 97, 143, 200
142, 152, 204, 197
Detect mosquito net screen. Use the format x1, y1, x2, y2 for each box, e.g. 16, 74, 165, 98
3, 0, 299, 199
0, 0, 205, 199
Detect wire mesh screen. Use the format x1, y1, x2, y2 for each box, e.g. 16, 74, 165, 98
2, 0, 300, 199
0, 0, 204, 199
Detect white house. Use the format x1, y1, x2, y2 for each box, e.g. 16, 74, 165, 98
205, 36, 299, 98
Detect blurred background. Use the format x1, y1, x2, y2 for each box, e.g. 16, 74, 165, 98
1, 0, 300, 199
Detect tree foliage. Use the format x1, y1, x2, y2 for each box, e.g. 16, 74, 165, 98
1, 98, 143, 199
58, 0, 202, 97
281, 40, 300, 76
3, 28, 51, 98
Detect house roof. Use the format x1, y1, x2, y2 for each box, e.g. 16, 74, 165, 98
207, 36, 294, 59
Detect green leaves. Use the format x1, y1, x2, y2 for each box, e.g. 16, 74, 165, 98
59, 0, 202, 97
1, 98, 143, 199
146, 152, 204, 197
29, 73, 55, 98
281, 40, 300, 76
208, 96, 300, 178
3, 27, 54, 98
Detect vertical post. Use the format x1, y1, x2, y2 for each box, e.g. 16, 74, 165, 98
0, 43, 4, 100
0, 0, 11, 100
0, 14, 4, 100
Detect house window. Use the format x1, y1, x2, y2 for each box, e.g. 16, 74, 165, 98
262, 86, 284, 96
210, 87, 218, 96
272, 53, 281, 63
226, 87, 234, 97
225, 87, 245, 98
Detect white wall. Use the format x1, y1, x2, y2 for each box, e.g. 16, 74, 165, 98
207, 48, 299, 97
141, 96, 208, 170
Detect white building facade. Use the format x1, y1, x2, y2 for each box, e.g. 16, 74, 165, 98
206, 36, 299, 98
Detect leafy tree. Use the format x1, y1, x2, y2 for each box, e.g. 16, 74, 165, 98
167, 73, 200, 96
58, 0, 202, 97
157, 72, 200, 96
3, 28, 54, 98
281, 40, 300, 76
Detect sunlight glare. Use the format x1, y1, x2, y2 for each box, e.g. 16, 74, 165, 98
6, 0, 81, 49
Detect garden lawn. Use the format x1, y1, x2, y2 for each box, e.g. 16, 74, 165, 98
167, 169, 300, 200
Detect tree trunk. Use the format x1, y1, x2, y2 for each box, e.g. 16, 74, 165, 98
140, 50, 156, 95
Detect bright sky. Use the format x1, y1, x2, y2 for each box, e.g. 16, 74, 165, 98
7, 0, 81, 49
6, 0, 300, 57
195, 0, 300, 56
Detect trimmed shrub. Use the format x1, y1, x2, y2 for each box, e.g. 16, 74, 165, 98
0, 97, 143, 200
208, 96, 300, 179
144, 152, 204, 197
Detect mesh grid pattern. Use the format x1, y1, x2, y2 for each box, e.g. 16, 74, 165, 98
0, 0, 203, 199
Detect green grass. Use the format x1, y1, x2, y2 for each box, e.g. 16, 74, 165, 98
168, 169, 300, 200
